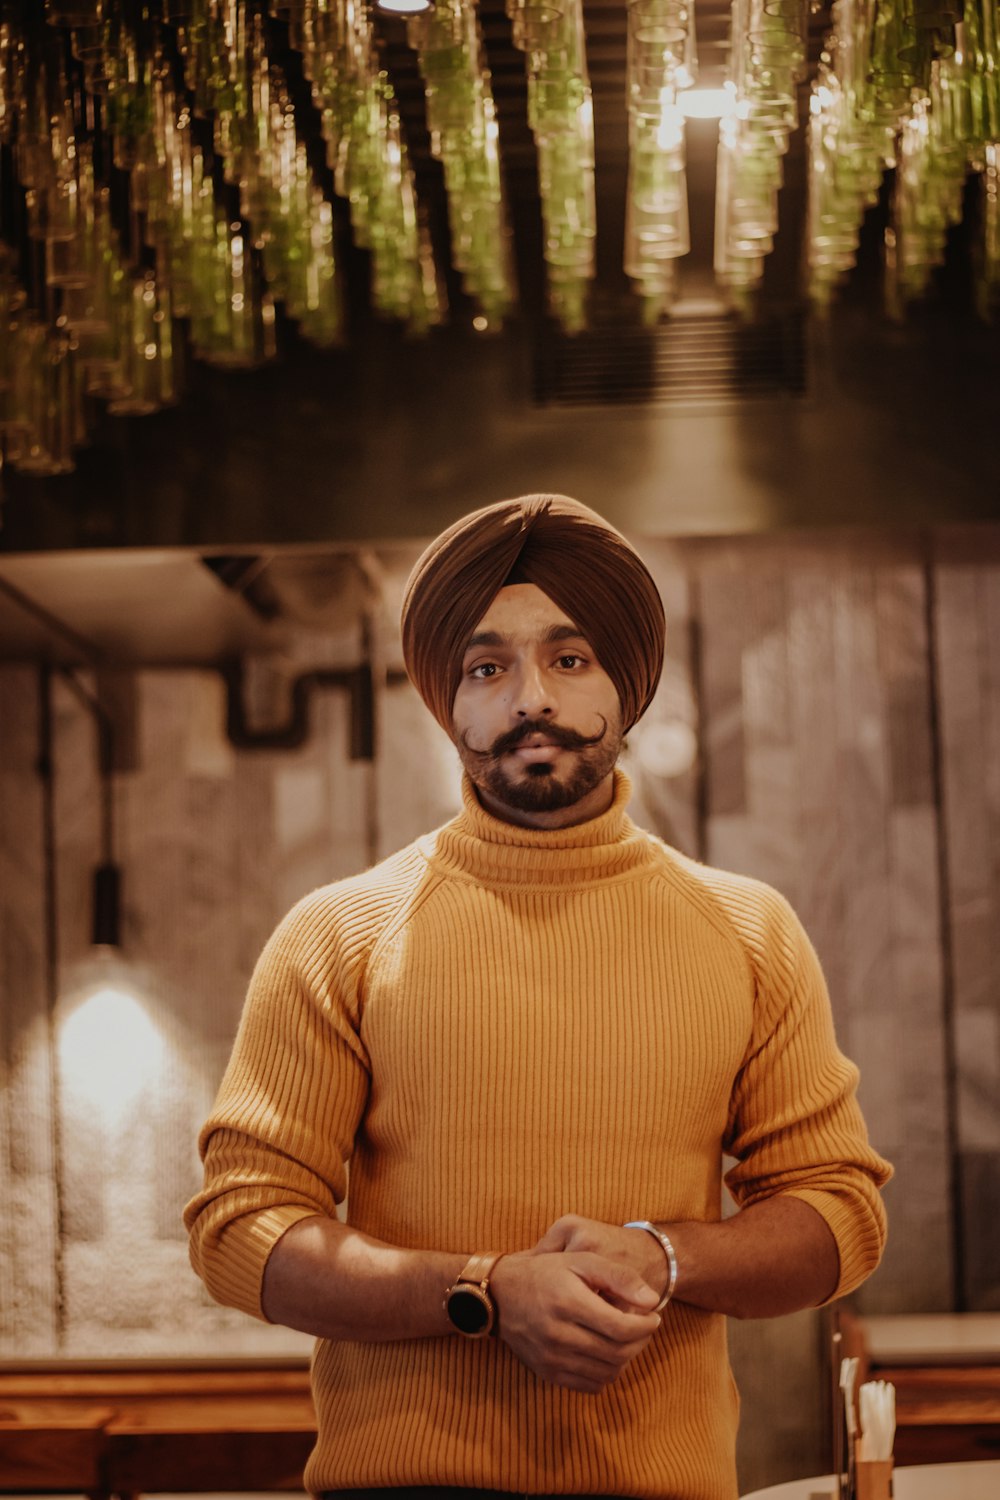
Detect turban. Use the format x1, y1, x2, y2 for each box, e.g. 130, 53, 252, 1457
400, 494, 665, 736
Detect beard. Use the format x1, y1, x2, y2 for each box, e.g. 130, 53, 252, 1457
456, 715, 622, 814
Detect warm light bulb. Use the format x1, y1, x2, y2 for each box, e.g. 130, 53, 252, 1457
375, 0, 433, 13
59, 984, 164, 1127
678, 88, 737, 120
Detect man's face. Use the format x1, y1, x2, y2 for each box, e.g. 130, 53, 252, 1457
452, 583, 623, 821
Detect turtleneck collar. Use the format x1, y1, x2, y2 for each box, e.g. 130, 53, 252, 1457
422, 768, 659, 889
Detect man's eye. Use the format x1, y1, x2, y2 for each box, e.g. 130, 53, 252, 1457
558, 654, 585, 669
470, 662, 500, 678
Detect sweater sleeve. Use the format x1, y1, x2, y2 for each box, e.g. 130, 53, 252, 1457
721, 888, 892, 1300
183, 891, 372, 1322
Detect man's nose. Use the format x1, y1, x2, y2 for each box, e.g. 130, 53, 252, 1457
511, 661, 555, 718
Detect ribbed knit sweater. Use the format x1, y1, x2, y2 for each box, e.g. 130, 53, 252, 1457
185, 771, 890, 1500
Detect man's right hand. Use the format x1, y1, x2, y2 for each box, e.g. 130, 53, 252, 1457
489, 1249, 661, 1395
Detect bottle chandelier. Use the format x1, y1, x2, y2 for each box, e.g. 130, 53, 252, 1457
0, 0, 996, 479
807, 0, 1000, 314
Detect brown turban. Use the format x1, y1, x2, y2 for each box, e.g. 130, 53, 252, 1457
400, 494, 665, 736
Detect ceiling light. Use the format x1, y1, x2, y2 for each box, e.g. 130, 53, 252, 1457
375, 0, 433, 13
679, 87, 736, 120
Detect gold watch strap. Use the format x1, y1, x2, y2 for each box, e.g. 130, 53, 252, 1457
457, 1251, 503, 1290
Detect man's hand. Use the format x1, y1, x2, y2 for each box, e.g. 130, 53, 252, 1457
535, 1199, 843, 1321
490, 1247, 661, 1395
533, 1214, 671, 1309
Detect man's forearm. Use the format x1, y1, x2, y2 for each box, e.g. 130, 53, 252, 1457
259, 1213, 663, 1394
536, 1196, 841, 1321
260, 1215, 460, 1341
259, 1196, 834, 1357
662, 1195, 840, 1319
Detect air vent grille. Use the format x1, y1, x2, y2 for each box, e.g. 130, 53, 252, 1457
534, 306, 808, 406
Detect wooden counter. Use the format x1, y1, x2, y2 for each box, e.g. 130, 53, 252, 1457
865, 1313, 1000, 1367
863, 1315, 1000, 1466
0, 1364, 316, 1495
742, 1458, 1000, 1500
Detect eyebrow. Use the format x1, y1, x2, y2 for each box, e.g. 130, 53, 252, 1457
464, 623, 589, 652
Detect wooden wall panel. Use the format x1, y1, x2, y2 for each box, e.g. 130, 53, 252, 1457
786, 565, 843, 1001
934, 557, 1000, 1312
0, 666, 59, 1354
693, 539, 953, 1314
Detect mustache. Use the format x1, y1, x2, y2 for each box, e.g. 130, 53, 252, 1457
460, 716, 609, 761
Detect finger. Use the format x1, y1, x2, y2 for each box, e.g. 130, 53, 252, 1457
546, 1342, 649, 1392
563, 1290, 665, 1350
572, 1324, 659, 1368
520, 1319, 656, 1393
533, 1215, 580, 1253
542, 1344, 630, 1386
606, 1333, 659, 1364
569, 1297, 660, 1345
531, 1302, 652, 1366
548, 1319, 647, 1366
573, 1254, 660, 1314
600, 1288, 662, 1315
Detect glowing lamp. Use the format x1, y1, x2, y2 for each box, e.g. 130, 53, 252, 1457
679, 87, 737, 120
375, 0, 433, 14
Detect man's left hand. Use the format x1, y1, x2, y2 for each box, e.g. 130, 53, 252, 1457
533, 1197, 845, 1321
532, 1215, 670, 1310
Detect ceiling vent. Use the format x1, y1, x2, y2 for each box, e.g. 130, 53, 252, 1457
533, 303, 808, 407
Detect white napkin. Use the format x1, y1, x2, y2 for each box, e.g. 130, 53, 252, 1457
857, 1379, 896, 1461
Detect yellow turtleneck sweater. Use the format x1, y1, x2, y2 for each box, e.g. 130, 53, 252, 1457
185, 771, 890, 1500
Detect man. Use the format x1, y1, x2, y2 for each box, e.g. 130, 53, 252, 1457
185, 494, 891, 1500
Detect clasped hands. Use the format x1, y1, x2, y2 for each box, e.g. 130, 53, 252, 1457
489, 1214, 672, 1396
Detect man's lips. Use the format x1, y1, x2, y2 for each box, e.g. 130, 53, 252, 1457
510, 738, 563, 760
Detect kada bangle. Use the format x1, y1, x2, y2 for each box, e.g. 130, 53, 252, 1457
623, 1219, 678, 1311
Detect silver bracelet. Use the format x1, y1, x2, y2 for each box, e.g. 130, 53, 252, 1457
623, 1220, 678, 1311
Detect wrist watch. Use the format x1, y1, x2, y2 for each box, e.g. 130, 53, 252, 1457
444, 1251, 504, 1338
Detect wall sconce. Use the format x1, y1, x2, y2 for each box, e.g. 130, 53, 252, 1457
92, 861, 121, 948
58, 978, 164, 1128
58, 670, 124, 951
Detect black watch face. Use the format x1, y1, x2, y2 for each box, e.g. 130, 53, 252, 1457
448, 1287, 491, 1336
